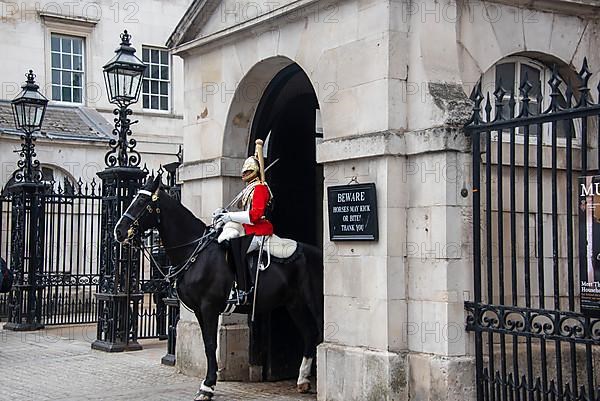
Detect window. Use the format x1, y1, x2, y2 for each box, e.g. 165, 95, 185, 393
41, 166, 74, 194
142, 47, 170, 111
482, 57, 576, 142
51, 34, 84, 103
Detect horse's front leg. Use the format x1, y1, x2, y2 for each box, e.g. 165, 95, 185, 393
193, 309, 219, 401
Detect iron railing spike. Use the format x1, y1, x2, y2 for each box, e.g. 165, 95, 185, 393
470, 80, 484, 125
577, 57, 592, 107
493, 77, 506, 122
518, 71, 533, 118
508, 90, 516, 119
545, 64, 563, 113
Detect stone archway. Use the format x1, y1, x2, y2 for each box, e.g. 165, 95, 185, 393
221, 58, 323, 382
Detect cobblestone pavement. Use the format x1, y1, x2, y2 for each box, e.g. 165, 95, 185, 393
0, 325, 317, 401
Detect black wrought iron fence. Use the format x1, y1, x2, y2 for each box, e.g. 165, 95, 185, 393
40, 179, 102, 325
465, 58, 600, 401
2, 163, 180, 355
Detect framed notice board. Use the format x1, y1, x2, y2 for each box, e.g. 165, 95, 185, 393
579, 174, 600, 317
327, 183, 378, 241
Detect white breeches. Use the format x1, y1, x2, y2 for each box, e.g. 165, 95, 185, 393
217, 222, 263, 253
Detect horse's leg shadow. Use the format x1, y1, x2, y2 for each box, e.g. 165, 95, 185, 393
193, 308, 219, 401
286, 302, 319, 394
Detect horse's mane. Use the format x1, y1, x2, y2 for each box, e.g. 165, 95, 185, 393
159, 188, 207, 235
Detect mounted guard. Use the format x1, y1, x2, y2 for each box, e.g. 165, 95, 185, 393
114, 170, 323, 400
214, 139, 273, 305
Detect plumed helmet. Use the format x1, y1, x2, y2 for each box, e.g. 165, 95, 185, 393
241, 156, 260, 182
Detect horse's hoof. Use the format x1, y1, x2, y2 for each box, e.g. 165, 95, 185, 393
193, 391, 213, 401
297, 382, 311, 393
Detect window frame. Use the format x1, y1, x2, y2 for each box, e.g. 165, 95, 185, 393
482, 56, 581, 147
141, 46, 172, 113
49, 33, 86, 105
42, 17, 95, 107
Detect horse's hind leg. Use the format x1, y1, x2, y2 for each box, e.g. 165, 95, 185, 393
193, 309, 219, 401
286, 303, 318, 394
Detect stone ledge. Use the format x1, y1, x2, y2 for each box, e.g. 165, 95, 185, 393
217, 323, 250, 381
179, 157, 246, 181
486, 0, 600, 17
176, 320, 207, 377
408, 353, 476, 401
316, 128, 471, 164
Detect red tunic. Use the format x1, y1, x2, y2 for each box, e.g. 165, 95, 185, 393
242, 183, 274, 236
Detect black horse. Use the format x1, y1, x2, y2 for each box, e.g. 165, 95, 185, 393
114, 175, 323, 400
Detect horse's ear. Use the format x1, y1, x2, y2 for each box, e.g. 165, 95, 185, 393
152, 173, 162, 191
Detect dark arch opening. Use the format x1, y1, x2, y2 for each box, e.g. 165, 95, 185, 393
248, 63, 323, 381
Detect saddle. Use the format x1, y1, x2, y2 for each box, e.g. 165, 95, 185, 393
223, 234, 299, 309
259, 234, 297, 260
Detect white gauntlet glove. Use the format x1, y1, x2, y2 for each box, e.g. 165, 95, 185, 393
224, 211, 251, 224
219, 213, 233, 223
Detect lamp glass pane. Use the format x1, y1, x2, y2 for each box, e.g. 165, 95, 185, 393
105, 69, 117, 101
14, 102, 44, 130
13, 103, 23, 128
119, 70, 134, 98
131, 73, 142, 98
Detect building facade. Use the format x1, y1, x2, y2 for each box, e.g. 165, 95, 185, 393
0, 0, 192, 189
166, 0, 600, 399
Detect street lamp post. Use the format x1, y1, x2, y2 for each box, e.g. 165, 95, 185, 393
10, 70, 48, 183
92, 30, 147, 352
4, 70, 49, 331
102, 30, 146, 168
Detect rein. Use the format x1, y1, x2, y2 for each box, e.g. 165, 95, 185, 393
124, 188, 218, 283
139, 227, 217, 283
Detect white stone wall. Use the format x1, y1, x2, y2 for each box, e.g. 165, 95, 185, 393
170, 0, 600, 399
0, 0, 192, 186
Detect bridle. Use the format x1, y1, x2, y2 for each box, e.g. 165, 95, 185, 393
139, 228, 217, 283
120, 189, 161, 242
119, 187, 218, 283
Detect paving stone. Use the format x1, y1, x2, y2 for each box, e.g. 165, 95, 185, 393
0, 326, 316, 401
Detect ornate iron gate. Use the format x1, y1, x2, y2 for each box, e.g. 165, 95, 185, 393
465, 59, 600, 400
41, 180, 102, 325
1, 180, 102, 326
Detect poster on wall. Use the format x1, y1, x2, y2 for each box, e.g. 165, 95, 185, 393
327, 183, 378, 241
579, 175, 600, 317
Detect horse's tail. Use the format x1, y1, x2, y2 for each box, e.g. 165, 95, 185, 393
299, 243, 324, 341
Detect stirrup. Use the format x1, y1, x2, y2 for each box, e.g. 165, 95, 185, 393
226, 287, 253, 306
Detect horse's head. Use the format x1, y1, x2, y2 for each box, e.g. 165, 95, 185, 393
114, 174, 163, 243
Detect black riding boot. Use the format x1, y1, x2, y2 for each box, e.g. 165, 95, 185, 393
227, 235, 254, 305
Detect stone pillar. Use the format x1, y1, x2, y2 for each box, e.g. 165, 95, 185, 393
316, 137, 409, 400
317, 1, 477, 399
315, 129, 476, 401
402, 130, 476, 401
401, 1, 476, 399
